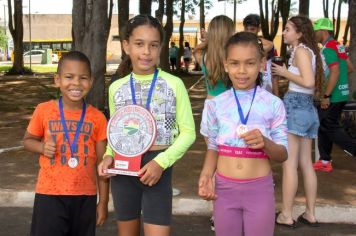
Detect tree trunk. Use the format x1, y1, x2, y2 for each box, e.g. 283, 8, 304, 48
298, 0, 309, 17
139, 0, 152, 15
200, 0, 205, 29
279, 0, 291, 57
233, 0, 237, 29
259, 0, 279, 41
343, 4, 350, 45
72, 0, 112, 110
7, 0, 24, 74
155, 0, 164, 23
178, 0, 186, 70
118, 0, 129, 44
333, 0, 343, 39
115, 0, 130, 78
323, 0, 329, 18
349, 0, 356, 99
160, 0, 174, 71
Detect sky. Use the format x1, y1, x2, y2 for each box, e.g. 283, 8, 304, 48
0, 0, 349, 21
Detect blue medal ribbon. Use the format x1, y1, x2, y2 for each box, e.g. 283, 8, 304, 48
130, 68, 159, 110
59, 96, 86, 159
233, 86, 257, 125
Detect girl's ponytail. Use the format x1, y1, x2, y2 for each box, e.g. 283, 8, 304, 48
115, 54, 132, 80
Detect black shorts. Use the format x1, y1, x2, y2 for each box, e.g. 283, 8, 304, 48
111, 150, 173, 226
30, 194, 97, 236
170, 57, 177, 66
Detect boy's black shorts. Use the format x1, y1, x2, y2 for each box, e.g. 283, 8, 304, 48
30, 193, 97, 236
111, 150, 173, 226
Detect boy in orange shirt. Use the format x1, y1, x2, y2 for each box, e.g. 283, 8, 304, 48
23, 51, 109, 236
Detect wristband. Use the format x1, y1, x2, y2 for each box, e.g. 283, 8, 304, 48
323, 94, 331, 99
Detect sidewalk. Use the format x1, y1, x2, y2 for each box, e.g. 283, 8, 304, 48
0, 74, 355, 224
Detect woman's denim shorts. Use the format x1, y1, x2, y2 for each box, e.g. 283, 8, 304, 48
283, 91, 319, 138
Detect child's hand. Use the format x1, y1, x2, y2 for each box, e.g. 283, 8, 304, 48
43, 130, 56, 158
97, 155, 115, 178
240, 129, 266, 149
96, 201, 108, 226
198, 175, 217, 201
271, 63, 287, 78
138, 160, 163, 186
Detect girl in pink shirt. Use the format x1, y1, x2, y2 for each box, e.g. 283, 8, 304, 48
198, 32, 288, 236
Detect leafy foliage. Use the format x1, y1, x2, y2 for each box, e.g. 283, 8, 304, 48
173, 0, 212, 18
0, 28, 8, 49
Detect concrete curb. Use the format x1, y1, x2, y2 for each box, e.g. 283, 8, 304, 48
1, 189, 355, 224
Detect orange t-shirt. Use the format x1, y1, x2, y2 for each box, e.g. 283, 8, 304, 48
27, 100, 107, 195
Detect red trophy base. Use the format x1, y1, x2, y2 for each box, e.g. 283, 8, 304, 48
106, 153, 142, 176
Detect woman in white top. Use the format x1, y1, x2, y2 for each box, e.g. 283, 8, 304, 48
183, 41, 192, 71
272, 16, 324, 228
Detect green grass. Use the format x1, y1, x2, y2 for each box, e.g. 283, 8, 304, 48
0, 64, 58, 73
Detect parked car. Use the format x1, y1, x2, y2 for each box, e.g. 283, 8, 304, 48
23, 49, 58, 64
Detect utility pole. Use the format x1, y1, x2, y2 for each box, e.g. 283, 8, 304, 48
28, 0, 31, 69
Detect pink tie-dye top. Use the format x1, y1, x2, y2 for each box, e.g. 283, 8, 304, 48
206, 86, 288, 151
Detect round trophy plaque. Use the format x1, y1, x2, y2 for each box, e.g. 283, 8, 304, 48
107, 105, 157, 157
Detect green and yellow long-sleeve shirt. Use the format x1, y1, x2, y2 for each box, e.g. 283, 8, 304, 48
105, 68, 196, 169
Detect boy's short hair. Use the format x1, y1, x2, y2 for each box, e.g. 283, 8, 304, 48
57, 51, 91, 75
243, 14, 261, 28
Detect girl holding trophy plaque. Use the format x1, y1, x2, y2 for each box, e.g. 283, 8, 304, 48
98, 15, 196, 236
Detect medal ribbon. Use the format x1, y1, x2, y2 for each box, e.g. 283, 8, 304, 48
59, 96, 86, 158
130, 68, 159, 110
233, 86, 257, 125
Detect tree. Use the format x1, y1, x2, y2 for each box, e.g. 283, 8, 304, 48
225, 0, 247, 27
259, 0, 280, 41
199, 0, 213, 30
200, 0, 205, 29
299, 0, 309, 16
177, 0, 186, 70
72, 0, 113, 110
155, 0, 165, 23
323, 0, 330, 17
349, 0, 356, 99
140, 0, 152, 15
115, 0, 130, 78
0, 28, 8, 50
160, 0, 175, 71
7, 0, 25, 74
279, 0, 291, 57
342, 3, 350, 45
323, 0, 348, 40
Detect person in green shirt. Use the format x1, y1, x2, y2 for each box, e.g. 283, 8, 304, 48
313, 18, 356, 172
169, 41, 178, 71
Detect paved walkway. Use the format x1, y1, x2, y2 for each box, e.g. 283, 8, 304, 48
0, 73, 355, 225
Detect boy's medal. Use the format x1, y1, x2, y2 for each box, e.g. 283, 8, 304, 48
59, 97, 86, 169
107, 69, 158, 176
233, 86, 257, 137
68, 157, 79, 168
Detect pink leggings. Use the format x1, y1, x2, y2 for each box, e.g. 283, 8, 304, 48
213, 173, 275, 236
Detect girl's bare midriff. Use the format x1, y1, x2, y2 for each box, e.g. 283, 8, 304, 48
217, 155, 271, 179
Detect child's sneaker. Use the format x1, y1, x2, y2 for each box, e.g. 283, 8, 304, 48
313, 160, 333, 172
